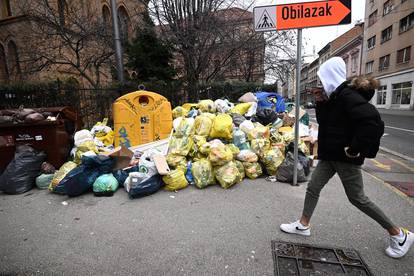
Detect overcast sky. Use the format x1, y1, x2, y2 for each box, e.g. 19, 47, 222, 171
253, 0, 366, 62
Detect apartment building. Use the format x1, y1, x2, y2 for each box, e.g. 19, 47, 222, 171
362, 0, 414, 110
331, 23, 364, 79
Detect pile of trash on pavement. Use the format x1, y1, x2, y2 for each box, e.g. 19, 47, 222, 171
0, 91, 318, 200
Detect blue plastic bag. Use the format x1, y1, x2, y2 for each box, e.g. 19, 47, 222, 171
61, 155, 113, 197
255, 92, 285, 113
185, 161, 195, 185
128, 174, 163, 199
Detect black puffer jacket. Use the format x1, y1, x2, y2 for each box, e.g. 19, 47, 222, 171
316, 77, 384, 165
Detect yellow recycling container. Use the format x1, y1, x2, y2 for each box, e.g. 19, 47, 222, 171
113, 90, 173, 147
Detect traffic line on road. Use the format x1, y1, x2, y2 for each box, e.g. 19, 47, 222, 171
390, 157, 414, 172
385, 125, 414, 133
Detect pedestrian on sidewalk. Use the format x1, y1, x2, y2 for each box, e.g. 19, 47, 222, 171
280, 57, 413, 258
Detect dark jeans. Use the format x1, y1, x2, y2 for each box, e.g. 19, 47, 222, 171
302, 160, 395, 230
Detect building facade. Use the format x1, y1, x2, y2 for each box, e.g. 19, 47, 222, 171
0, 0, 145, 86
362, 0, 414, 110
331, 23, 364, 79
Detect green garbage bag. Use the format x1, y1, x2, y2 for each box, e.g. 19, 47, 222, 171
36, 174, 55, 190
93, 173, 119, 197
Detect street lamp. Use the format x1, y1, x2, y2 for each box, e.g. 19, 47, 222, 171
110, 0, 125, 84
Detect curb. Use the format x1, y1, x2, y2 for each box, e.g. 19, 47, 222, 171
379, 146, 414, 162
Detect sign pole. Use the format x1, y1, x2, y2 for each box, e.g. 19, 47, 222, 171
293, 28, 302, 186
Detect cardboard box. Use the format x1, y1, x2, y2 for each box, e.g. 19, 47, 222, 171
105, 145, 134, 170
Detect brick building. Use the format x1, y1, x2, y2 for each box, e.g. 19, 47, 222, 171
0, 0, 145, 86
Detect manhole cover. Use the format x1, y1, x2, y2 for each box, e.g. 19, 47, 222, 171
272, 241, 372, 276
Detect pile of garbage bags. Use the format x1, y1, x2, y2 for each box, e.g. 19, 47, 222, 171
0, 92, 316, 199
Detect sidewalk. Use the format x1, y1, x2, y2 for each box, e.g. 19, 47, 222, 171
0, 171, 413, 275
378, 108, 414, 117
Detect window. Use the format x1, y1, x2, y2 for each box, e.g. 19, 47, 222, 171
381, 25, 392, 43
366, 61, 374, 74
383, 0, 394, 16
399, 12, 414, 33
0, 44, 8, 82
377, 85, 387, 105
118, 6, 131, 42
368, 10, 378, 27
58, 0, 67, 26
7, 40, 20, 79
392, 82, 412, 105
397, 46, 411, 64
102, 5, 111, 28
379, 55, 390, 71
367, 36, 376, 50
0, 0, 12, 19
351, 53, 358, 73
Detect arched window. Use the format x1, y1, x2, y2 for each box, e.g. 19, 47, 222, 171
7, 40, 21, 79
102, 5, 111, 29
0, 0, 12, 19
0, 44, 9, 82
118, 6, 131, 41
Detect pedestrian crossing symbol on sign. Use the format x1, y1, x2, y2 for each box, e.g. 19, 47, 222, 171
257, 10, 274, 29
253, 6, 277, 32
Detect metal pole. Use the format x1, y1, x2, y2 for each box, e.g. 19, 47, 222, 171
110, 0, 124, 83
293, 28, 302, 186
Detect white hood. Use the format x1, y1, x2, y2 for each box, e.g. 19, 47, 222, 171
317, 57, 346, 97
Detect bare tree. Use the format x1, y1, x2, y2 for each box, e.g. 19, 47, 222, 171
15, 0, 116, 88
144, 0, 296, 100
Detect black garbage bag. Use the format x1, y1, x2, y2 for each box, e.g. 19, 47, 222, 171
61, 155, 114, 197
0, 145, 46, 194
287, 142, 311, 176
129, 174, 163, 199
255, 108, 279, 126
112, 165, 140, 187
276, 152, 307, 183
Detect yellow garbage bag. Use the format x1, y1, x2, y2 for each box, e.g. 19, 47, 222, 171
261, 148, 284, 175
214, 161, 241, 189
95, 130, 114, 147
243, 162, 263, 179
163, 169, 188, 191
74, 140, 99, 164
236, 149, 258, 163
230, 103, 252, 115
168, 136, 194, 156
227, 144, 240, 158
235, 160, 245, 180
182, 103, 198, 111
248, 124, 270, 141
174, 118, 195, 138
172, 106, 189, 119
198, 99, 216, 113
49, 161, 77, 191
282, 132, 295, 143
191, 159, 216, 189
299, 139, 310, 155
279, 126, 293, 134
166, 154, 187, 170
209, 114, 233, 140
209, 144, 233, 166
250, 138, 270, 159
194, 115, 213, 136
200, 112, 216, 121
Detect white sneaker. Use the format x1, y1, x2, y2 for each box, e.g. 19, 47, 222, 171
385, 228, 414, 258
280, 220, 311, 236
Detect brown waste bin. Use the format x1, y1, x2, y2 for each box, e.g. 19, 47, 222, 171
0, 107, 81, 172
